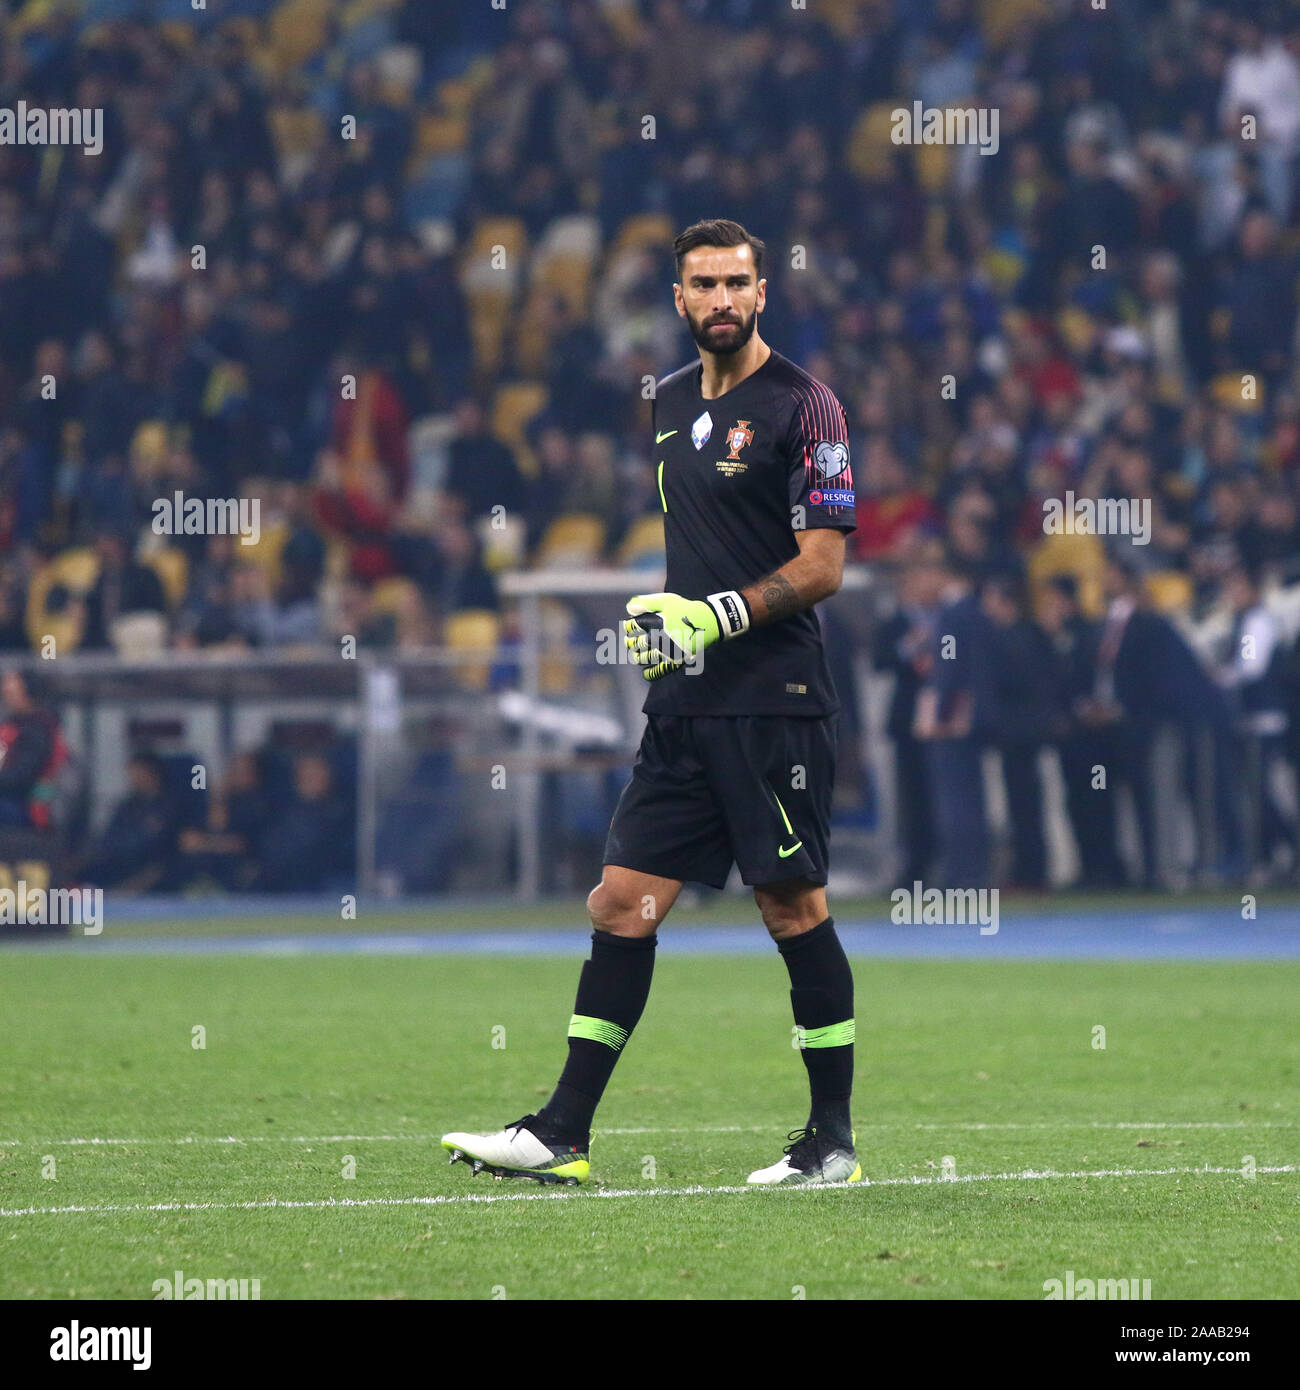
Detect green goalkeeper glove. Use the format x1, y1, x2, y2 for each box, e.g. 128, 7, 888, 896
623, 589, 751, 680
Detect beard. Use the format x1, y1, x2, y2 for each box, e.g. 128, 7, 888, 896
686, 304, 758, 356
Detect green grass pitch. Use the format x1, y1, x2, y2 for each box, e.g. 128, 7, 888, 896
1, 943, 1296, 1299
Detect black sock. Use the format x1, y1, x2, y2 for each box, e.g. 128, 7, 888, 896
534, 931, 657, 1143
778, 916, 854, 1144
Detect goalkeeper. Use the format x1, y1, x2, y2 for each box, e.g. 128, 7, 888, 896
443, 219, 860, 1187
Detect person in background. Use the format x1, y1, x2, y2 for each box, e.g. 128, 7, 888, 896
79, 752, 177, 891
256, 752, 355, 892
1095, 561, 1243, 887
853, 435, 941, 563
982, 571, 1057, 890
445, 397, 527, 523
80, 529, 167, 651
872, 543, 942, 888
914, 554, 995, 889
392, 502, 498, 618
1038, 576, 1125, 889
1216, 562, 1294, 879
0, 561, 29, 650
175, 751, 271, 891
0, 669, 68, 830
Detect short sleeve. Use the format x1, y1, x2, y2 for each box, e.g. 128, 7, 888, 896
785, 380, 856, 533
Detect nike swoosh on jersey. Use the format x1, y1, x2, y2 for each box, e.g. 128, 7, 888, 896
655, 430, 678, 443
778, 840, 804, 858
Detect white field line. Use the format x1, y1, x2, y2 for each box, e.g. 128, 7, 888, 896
1, 1164, 1295, 1219
0, 1120, 1293, 1147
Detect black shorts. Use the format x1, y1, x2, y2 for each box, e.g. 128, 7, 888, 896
603, 713, 838, 889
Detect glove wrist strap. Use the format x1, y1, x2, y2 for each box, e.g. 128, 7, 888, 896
706, 589, 751, 639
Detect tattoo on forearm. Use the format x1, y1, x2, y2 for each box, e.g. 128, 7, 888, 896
757, 572, 801, 623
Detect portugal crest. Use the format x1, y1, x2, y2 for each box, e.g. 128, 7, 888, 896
725, 419, 754, 461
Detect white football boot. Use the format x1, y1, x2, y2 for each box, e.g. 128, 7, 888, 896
442, 1114, 590, 1185
747, 1127, 863, 1186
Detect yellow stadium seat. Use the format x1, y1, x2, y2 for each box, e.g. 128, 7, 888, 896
536, 513, 606, 569
533, 253, 592, 318
413, 112, 468, 160
1028, 530, 1107, 619
491, 380, 548, 477
269, 0, 332, 73
1144, 570, 1194, 615
512, 293, 555, 378
140, 546, 189, 610
1057, 305, 1095, 357
24, 547, 101, 654
129, 420, 169, 480
613, 213, 674, 258
444, 607, 501, 691
51, 546, 101, 593
14, 0, 75, 35
981, 244, 1026, 294
324, 538, 353, 581
538, 597, 576, 695
467, 293, 512, 378
371, 576, 420, 615
602, 4, 644, 44
240, 518, 289, 588
463, 218, 530, 379
819, 0, 862, 37
1209, 370, 1264, 413
477, 512, 529, 573
342, 0, 389, 26
978, 0, 1052, 48
435, 76, 479, 119
465, 216, 529, 274
915, 141, 952, 194
159, 22, 198, 51
270, 106, 325, 163
616, 513, 666, 569
378, 77, 415, 112
847, 103, 900, 181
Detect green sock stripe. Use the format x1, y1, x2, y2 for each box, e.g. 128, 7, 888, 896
568, 1014, 629, 1051
800, 1019, 855, 1048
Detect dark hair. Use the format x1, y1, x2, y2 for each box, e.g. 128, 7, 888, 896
1047, 573, 1079, 601
1107, 556, 1142, 590
129, 751, 166, 782
673, 219, 765, 279
20, 668, 51, 703
940, 550, 984, 586
983, 569, 1027, 608
1228, 557, 1263, 589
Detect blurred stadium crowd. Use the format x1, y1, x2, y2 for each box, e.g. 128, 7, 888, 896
2, 0, 1300, 893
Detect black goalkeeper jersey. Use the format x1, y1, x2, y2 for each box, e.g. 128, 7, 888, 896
644, 348, 856, 717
